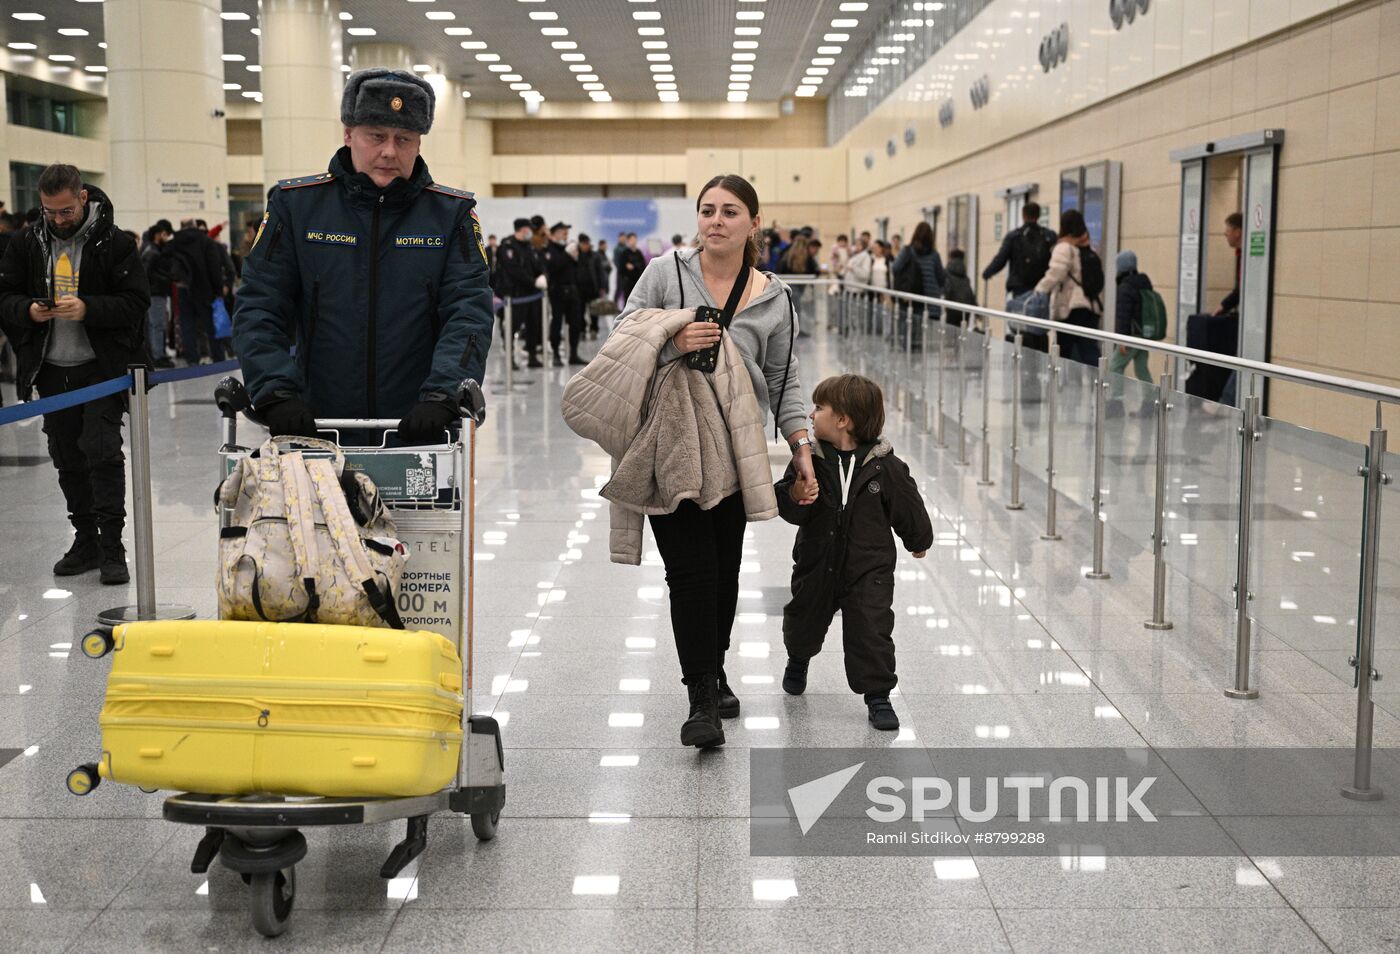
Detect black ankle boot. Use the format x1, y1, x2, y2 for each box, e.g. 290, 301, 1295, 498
681, 677, 725, 748
568, 351, 587, 366
716, 668, 739, 719
783, 657, 810, 695
99, 537, 130, 586
53, 535, 101, 576
865, 692, 900, 731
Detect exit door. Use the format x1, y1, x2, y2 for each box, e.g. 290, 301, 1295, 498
946, 193, 978, 282
1171, 129, 1283, 405
1059, 160, 1123, 341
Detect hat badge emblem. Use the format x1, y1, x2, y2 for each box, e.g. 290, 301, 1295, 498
390, 96, 404, 112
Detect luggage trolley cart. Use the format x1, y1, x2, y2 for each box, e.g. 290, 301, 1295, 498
66, 377, 505, 938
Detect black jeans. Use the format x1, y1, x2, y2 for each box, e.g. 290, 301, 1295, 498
648, 492, 746, 685
1060, 308, 1102, 367
36, 361, 127, 542
178, 294, 224, 363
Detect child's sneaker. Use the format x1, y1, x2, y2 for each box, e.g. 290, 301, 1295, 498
865, 692, 899, 731
782, 657, 809, 695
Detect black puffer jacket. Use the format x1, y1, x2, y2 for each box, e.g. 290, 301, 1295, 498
0, 184, 149, 400
775, 438, 933, 615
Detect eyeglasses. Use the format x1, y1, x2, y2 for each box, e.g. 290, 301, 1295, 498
41, 206, 79, 220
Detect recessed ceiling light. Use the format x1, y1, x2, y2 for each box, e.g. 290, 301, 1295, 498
728, 73, 750, 82
341, 64, 351, 72
413, 63, 432, 72
648, 63, 671, 72
806, 67, 829, 76
339, 11, 353, 20
642, 41, 667, 49
727, 91, 748, 102
734, 26, 761, 36
632, 11, 660, 20
818, 45, 842, 54
736, 11, 764, 20
444, 27, 472, 35
541, 27, 568, 35
575, 73, 598, 81
733, 40, 757, 49
49, 65, 71, 72
246, 64, 262, 72
529, 11, 558, 20
729, 82, 750, 90
221, 53, 245, 61
831, 18, 859, 28
475, 52, 500, 61
637, 27, 664, 35
98, 42, 106, 48
652, 74, 675, 83
501, 73, 523, 81
734, 63, 755, 71
732, 52, 756, 61
461, 89, 471, 98
551, 40, 576, 49
510, 82, 531, 90
58, 28, 89, 36
250, 27, 260, 35
583, 82, 604, 90
461, 41, 488, 49
561, 53, 585, 61
10, 54, 34, 62
219, 12, 248, 21
812, 57, 835, 65
569, 64, 592, 72
646, 53, 670, 61
347, 27, 376, 35
223, 82, 241, 90
7, 42, 36, 50
426, 11, 454, 19
654, 82, 676, 90
12, 12, 46, 20
658, 91, 679, 102
488, 64, 512, 72
839, 1, 869, 10
86, 65, 108, 72
590, 92, 611, 101
49, 54, 75, 61
795, 86, 817, 97
824, 33, 849, 41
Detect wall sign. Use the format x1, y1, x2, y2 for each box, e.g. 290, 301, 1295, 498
1110, 0, 1150, 30
938, 99, 955, 127
886, 138, 897, 157
969, 75, 991, 110
904, 124, 917, 147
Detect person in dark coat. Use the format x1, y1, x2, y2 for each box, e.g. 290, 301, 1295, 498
167, 219, 226, 363
618, 233, 646, 304
541, 221, 583, 366
0, 165, 149, 584
941, 249, 978, 326
891, 221, 947, 347
775, 374, 933, 731
494, 218, 544, 368
234, 68, 494, 437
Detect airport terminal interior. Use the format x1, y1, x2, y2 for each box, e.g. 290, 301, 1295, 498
4, 0, 1400, 951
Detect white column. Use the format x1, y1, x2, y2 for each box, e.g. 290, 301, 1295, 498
259, 0, 343, 192
103, 0, 228, 232
348, 42, 414, 73
461, 117, 494, 199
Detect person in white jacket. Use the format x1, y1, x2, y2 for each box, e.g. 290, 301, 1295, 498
1033, 208, 1102, 366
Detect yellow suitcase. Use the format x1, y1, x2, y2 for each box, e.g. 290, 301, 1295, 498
95, 620, 463, 798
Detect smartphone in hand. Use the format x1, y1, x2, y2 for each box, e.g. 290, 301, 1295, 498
686, 305, 724, 373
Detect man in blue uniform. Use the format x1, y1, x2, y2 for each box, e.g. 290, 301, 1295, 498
233, 68, 493, 442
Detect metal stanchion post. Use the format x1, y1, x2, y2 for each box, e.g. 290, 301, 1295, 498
1041, 337, 1061, 540
902, 302, 915, 413
98, 366, 195, 626
978, 325, 995, 486
1144, 370, 1175, 630
1225, 378, 1261, 698
934, 320, 947, 448
1343, 403, 1388, 801
503, 298, 515, 390
541, 296, 552, 369
955, 322, 970, 466
1007, 333, 1025, 510
1086, 355, 1111, 579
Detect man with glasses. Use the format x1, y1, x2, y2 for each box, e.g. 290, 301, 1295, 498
0, 163, 149, 584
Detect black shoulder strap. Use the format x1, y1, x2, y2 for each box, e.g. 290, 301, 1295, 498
674, 252, 685, 308
774, 286, 796, 440
718, 263, 750, 329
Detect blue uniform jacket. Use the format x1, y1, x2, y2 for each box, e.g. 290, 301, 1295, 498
233, 147, 493, 419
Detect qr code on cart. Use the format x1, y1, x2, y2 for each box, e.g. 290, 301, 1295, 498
405, 467, 435, 497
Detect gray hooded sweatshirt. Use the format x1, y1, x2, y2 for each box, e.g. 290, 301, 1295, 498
618, 247, 807, 440
44, 200, 101, 366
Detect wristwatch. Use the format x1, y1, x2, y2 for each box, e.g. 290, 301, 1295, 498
790, 436, 814, 451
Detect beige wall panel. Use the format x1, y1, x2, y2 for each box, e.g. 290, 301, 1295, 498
1370, 152, 1400, 228
1214, 0, 1252, 53
1325, 82, 1378, 160
1312, 299, 1370, 372
573, 155, 609, 182
1368, 227, 1400, 304
1375, 75, 1400, 153
1329, 2, 1381, 88
1361, 301, 1400, 378
1378, 0, 1400, 75
635, 155, 665, 182
739, 150, 777, 195
1270, 295, 1321, 362
663, 156, 688, 184
609, 154, 639, 183
687, 149, 742, 196
524, 155, 555, 183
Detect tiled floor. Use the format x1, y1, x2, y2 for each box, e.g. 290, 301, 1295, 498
0, 299, 1398, 952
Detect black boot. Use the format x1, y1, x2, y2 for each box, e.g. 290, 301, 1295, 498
551, 347, 564, 367
717, 667, 739, 719
527, 350, 544, 369
865, 692, 899, 731
99, 533, 130, 586
568, 351, 587, 366
783, 657, 810, 696
681, 677, 725, 748
53, 533, 101, 576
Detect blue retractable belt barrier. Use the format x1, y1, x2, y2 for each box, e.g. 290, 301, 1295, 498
493, 292, 545, 313
0, 358, 242, 427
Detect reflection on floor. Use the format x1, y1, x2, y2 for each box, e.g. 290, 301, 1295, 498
0, 303, 1396, 953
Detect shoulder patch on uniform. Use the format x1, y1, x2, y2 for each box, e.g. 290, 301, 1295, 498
426, 184, 475, 201
278, 172, 337, 190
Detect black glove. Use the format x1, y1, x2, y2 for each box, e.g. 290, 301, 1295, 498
258, 397, 318, 439
397, 400, 459, 445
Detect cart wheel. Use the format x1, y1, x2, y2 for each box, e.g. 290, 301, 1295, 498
65, 763, 100, 796
471, 811, 500, 841
80, 629, 115, 660
249, 866, 295, 938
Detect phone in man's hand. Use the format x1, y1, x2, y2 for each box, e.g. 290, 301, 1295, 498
32, 298, 56, 309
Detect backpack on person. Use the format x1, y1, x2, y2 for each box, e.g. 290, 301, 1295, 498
217, 436, 408, 629
1138, 285, 1168, 340
892, 252, 924, 295
1074, 246, 1106, 305
1010, 226, 1054, 290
